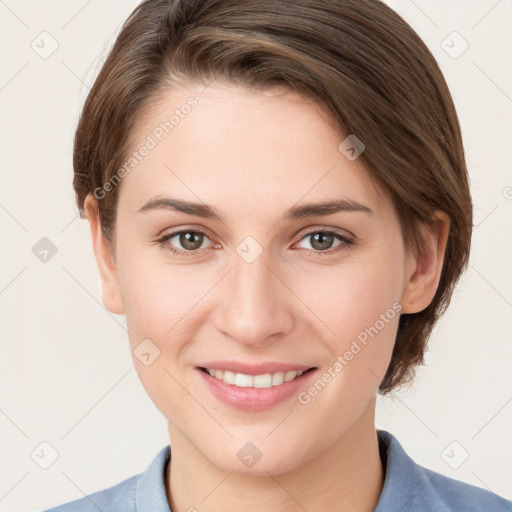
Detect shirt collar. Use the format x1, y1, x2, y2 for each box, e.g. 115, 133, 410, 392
374, 428, 434, 511
135, 444, 172, 512
134, 429, 428, 512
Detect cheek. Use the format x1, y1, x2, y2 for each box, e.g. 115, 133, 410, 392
116, 253, 204, 421
116, 244, 198, 339
296, 248, 403, 342
291, 246, 405, 395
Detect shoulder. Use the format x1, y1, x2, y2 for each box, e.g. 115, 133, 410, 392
38, 445, 171, 512
376, 430, 512, 512
39, 473, 140, 512
416, 464, 512, 511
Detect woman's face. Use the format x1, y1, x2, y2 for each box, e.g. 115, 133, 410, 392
90, 81, 433, 475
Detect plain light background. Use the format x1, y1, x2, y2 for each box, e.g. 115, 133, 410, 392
0, 1, 511, 511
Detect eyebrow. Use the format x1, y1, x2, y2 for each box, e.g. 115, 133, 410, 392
136, 196, 373, 222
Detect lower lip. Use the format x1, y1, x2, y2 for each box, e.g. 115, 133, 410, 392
196, 367, 318, 412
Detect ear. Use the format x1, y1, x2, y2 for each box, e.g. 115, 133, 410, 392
400, 210, 451, 314
84, 194, 125, 315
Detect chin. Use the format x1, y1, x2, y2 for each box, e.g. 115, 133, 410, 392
205, 439, 309, 477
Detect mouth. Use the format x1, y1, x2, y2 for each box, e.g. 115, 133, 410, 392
198, 366, 317, 389
196, 365, 319, 412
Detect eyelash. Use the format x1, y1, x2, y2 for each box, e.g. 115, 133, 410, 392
156, 227, 355, 257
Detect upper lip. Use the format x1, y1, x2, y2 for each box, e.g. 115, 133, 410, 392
198, 361, 316, 375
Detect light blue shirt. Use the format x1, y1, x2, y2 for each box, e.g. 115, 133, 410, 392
40, 430, 511, 511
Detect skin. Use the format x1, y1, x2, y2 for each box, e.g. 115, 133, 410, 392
85, 81, 450, 512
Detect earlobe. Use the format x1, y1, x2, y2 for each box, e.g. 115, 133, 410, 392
401, 210, 450, 314
84, 194, 125, 315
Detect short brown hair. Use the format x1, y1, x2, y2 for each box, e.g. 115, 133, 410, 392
73, 0, 473, 395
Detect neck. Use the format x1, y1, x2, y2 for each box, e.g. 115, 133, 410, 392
166, 397, 384, 512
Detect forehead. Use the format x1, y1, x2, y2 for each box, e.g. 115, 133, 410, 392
117, 81, 388, 216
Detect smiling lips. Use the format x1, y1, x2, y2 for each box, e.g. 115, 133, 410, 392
201, 367, 311, 388
198, 360, 316, 389
197, 364, 318, 412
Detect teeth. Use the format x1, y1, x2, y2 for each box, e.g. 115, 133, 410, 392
272, 372, 285, 386
235, 373, 253, 387
223, 370, 236, 385
204, 368, 305, 388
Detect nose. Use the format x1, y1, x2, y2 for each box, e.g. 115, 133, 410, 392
212, 250, 294, 348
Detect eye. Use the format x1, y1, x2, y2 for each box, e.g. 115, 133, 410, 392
294, 229, 354, 255
157, 229, 216, 256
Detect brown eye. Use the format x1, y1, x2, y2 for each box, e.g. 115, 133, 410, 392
309, 232, 336, 251
158, 230, 213, 255
295, 229, 354, 255
177, 231, 204, 251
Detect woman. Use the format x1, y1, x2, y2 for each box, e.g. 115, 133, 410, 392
42, 0, 511, 510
